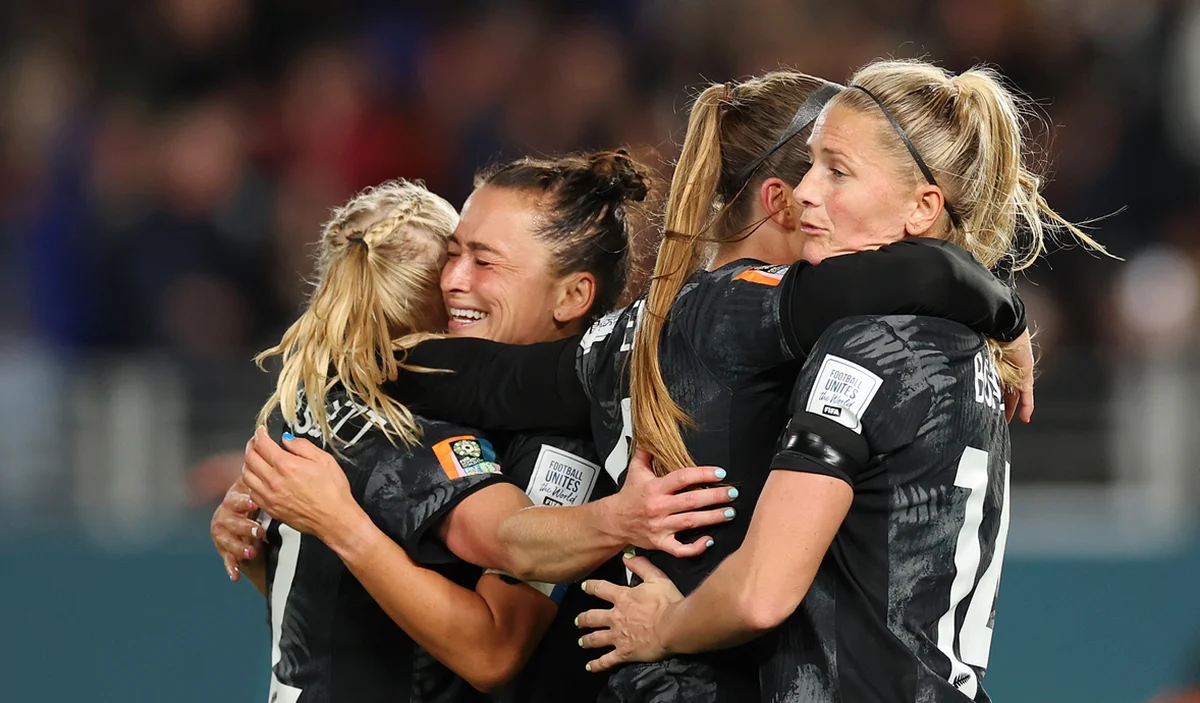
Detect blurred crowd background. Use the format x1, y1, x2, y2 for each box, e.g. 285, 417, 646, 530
1, 0, 1199, 701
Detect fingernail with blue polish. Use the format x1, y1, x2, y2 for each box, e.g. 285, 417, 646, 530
714, 468, 727, 480
282, 432, 295, 441
727, 488, 739, 499
723, 508, 736, 519
705, 539, 714, 548
586, 664, 592, 672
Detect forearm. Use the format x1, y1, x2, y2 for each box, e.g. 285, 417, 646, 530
497, 498, 627, 583
655, 547, 781, 655
328, 511, 543, 690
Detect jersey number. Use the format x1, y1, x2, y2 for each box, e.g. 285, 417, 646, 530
268, 524, 303, 703
934, 446, 1011, 699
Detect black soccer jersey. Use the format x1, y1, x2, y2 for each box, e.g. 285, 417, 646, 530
767, 315, 1011, 703
488, 433, 623, 703
262, 390, 512, 703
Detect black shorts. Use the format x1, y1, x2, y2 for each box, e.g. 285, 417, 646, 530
598, 657, 759, 703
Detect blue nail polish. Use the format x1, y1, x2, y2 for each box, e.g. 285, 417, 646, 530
282, 432, 295, 441
727, 487, 739, 499
723, 508, 736, 519
714, 468, 727, 480
705, 539, 714, 548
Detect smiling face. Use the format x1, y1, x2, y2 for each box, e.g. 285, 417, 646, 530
791, 105, 920, 264
440, 185, 570, 344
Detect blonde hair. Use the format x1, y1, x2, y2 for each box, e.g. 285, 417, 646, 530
828, 59, 1111, 388
255, 179, 458, 449
631, 71, 830, 475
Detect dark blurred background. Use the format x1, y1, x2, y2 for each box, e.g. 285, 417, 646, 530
1, 1, 1198, 701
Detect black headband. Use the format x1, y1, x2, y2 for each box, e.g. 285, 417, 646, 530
849, 85, 963, 230
730, 81, 844, 189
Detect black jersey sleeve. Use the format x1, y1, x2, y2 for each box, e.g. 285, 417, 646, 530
381, 336, 591, 433
772, 316, 936, 485
363, 434, 515, 565
779, 238, 1025, 356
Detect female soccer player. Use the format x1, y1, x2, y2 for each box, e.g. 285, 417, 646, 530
576, 60, 1110, 703
222, 154, 737, 702
243, 70, 1032, 703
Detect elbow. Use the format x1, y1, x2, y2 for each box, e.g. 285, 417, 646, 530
735, 580, 802, 633
463, 648, 524, 693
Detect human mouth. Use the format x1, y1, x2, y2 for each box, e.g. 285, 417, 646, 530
800, 221, 828, 235
448, 307, 490, 328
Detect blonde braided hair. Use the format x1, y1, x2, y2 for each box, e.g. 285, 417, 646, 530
255, 180, 458, 449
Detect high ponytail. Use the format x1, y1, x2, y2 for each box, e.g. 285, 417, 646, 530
629, 84, 727, 475
255, 180, 458, 450
626, 71, 831, 476
829, 59, 1115, 389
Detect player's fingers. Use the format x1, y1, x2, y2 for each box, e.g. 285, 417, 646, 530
622, 555, 669, 583
1019, 384, 1035, 424
222, 554, 240, 582
243, 447, 279, 486
215, 529, 254, 563
579, 629, 615, 650
662, 506, 735, 534
656, 534, 713, 559
656, 465, 727, 495
575, 608, 613, 630
622, 446, 654, 483
252, 426, 292, 468
1003, 389, 1018, 424
663, 485, 736, 513
586, 650, 627, 673
280, 433, 324, 460
580, 579, 625, 605
225, 485, 258, 515
241, 469, 272, 508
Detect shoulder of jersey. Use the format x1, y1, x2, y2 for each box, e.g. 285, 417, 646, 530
731, 262, 789, 287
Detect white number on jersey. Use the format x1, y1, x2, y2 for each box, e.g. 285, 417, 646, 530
933, 446, 1011, 698
267, 523, 303, 703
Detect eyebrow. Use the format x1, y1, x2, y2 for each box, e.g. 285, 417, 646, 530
448, 234, 503, 256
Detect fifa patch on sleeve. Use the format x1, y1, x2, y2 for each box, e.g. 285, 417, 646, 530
805, 354, 883, 434
734, 264, 788, 286
433, 436, 502, 479
527, 445, 600, 507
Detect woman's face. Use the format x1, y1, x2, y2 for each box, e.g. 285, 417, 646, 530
441, 186, 575, 345
791, 104, 918, 264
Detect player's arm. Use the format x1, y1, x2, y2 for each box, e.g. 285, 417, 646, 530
781, 238, 1026, 355
384, 335, 591, 432
326, 513, 556, 693
440, 448, 734, 584
241, 429, 555, 692
578, 318, 933, 668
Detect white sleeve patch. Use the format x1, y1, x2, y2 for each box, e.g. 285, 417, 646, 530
804, 354, 883, 434
527, 445, 600, 507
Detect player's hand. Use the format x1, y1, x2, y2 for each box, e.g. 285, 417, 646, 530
607, 447, 736, 558
242, 427, 361, 544
210, 468, 263, 582
1002, 329, 1035, 424
576, 555, 682, 672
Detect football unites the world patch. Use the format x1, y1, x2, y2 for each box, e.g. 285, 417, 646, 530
432, 435, 502, 479
527, 445, 600, 507
804, 354, 883, 434
733, 264, 788, 287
